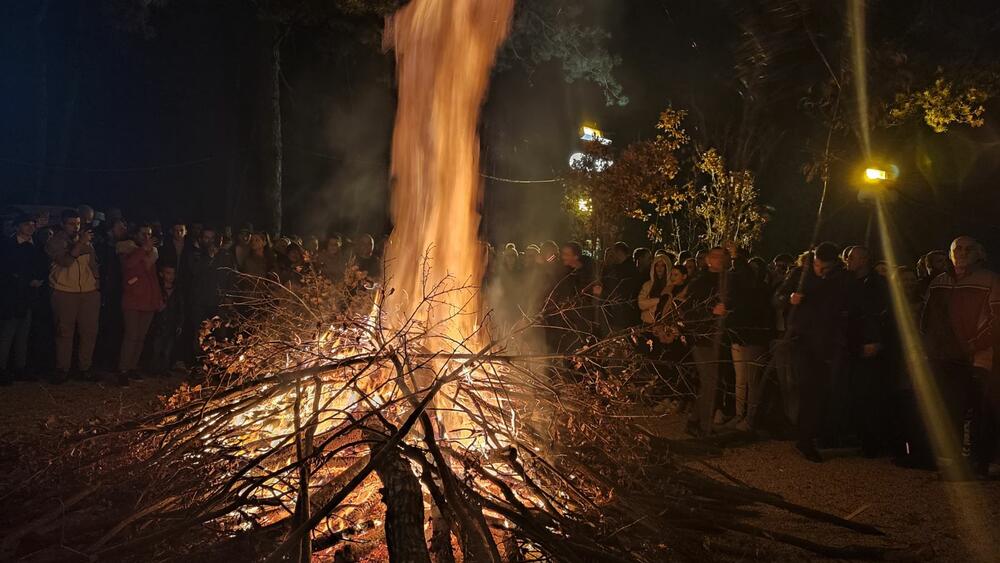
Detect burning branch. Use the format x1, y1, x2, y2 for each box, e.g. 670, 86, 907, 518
0, 265, 918, 562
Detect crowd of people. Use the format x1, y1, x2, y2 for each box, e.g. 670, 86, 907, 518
0, 205, 380, 387
2, 203, 997, 478
487, 236, 999, 478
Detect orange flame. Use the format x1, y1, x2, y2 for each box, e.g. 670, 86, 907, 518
384, 0, 514, 349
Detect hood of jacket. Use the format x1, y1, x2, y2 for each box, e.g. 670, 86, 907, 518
648, 255, 672, 284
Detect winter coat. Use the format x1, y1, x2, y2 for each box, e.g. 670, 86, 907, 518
550, 256, 599, 305
159, 239, 192, 274
121, 246, 163, 312
776, 263, 851, 361
846, 271, 889, 356
96, 239, 124, 309
153, 285, 184, 339
0, 235, 46, 319
544, 256, 600, 342
186, 249, 235, 315
680, 269, 726, 346
725, 261, 775, 346
600, 259, 641, 330
921, 267, 1000, 372
45, 229, 99, 293
638, 255, 673, 324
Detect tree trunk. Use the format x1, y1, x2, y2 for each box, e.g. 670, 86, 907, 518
267, 29, 284, 234
373, 441, 432, 563
32, 0, 50, 203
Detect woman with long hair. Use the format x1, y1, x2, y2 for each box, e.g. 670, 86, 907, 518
638, 255, 671, 325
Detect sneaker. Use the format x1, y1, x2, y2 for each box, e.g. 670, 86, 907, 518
116, 372, 130, 387
128, 370, 144, 381
49, 371, 68, 385
733, 418, 751, 433
796, 440, 824, 463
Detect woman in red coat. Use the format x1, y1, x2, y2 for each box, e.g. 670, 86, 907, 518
118, 225, 162, 385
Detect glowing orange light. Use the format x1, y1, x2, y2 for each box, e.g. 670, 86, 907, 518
865, 167, 887, 181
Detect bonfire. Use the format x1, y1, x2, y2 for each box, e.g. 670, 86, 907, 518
0, 1, 908, 561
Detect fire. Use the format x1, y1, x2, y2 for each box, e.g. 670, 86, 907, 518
212, 0, 517, 536
383, 0, 514, 349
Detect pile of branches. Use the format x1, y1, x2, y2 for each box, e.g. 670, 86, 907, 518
2, 266, 907, 562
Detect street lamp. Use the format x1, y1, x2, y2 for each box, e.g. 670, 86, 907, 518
861, 163, 898, 185
865, 167, 888, 182
859, 162, 899, 246
577, 197, 592, 214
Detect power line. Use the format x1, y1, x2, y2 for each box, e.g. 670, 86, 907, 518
480, 173, 561, 184
0, 155, 219, 173
0, 151, 564, 185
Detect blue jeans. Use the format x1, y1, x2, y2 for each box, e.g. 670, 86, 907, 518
0, 311, 32, 372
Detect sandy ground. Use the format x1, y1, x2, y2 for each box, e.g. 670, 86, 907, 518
1, 381, 998, 562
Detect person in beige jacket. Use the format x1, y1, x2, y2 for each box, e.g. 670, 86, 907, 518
45, 209, 100, 382
638, 255, 675, 324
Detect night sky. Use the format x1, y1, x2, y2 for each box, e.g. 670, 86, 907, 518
3, 1, 1000, 260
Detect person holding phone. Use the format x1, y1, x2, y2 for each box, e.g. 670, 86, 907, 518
45, 209, 101, 383
117, 225, 162, 385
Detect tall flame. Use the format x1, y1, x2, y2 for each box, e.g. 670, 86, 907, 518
384, 0, 514, 349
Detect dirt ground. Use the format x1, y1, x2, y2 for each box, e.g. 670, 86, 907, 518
649, 415, 1000, 562
1, 380, 998, 562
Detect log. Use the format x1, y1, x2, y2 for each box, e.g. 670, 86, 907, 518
372, 438, 431, 563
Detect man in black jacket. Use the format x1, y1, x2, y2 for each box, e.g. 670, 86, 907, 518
184, 227, 234, 363
544, 242, 600, 355
681, 246, 730, 435
600, 241, 641, 332
159, 221, 191, 280
844, 246, 890, 456
726, 247, 775, 432
0, 214, 46, 383
776, 242, 851, 462
94, 217, 127, 371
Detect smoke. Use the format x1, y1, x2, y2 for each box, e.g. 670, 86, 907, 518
301, 65, 394, 239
